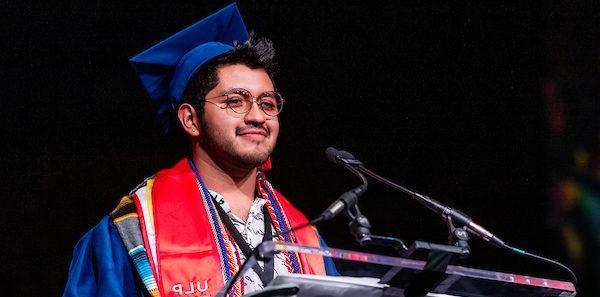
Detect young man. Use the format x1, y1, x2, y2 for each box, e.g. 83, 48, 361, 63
63, 4, 335, 297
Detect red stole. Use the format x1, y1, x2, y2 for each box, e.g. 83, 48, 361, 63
139, 159, 325, 297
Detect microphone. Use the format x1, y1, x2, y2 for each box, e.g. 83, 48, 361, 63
311, 148, 369, 224
317, 186, 366, 222
325, 147, 362, 166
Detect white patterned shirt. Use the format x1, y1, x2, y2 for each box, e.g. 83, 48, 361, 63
209, 190, 289, 294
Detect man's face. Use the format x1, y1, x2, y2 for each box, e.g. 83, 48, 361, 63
199, 64, 279, 170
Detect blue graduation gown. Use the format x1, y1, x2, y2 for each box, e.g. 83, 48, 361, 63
63, 216, 145, 297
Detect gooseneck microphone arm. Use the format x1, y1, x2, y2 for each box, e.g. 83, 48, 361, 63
358, 166, 506, 247
332, 148, 504, 248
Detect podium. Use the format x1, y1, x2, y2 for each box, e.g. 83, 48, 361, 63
218, 241, 576, 297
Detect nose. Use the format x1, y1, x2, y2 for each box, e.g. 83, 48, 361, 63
243, 100, 266, 124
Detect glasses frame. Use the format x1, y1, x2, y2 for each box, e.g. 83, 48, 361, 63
203, 88, 285, 117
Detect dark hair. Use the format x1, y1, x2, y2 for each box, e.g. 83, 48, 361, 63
180, 34, 277, 115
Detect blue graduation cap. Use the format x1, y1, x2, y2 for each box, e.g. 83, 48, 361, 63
130, 3, 249, 133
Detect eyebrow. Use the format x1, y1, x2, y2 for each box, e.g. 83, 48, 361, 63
223, 88, 276, 96
222, 88, 248, 94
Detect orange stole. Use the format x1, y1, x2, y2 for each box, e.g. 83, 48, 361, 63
145, 159, 325, 296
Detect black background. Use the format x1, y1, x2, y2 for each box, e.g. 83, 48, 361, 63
3, 1, 595, 296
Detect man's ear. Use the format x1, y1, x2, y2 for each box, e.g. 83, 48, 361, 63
177, 103, 201, 137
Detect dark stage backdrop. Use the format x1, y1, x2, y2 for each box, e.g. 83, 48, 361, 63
3, 1, 596, 296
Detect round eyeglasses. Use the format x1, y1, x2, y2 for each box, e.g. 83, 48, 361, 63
203, 88, 284, 117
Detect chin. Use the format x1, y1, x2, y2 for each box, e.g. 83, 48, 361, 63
233, 147, 272, 169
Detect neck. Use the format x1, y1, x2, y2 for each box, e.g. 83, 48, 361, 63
191, 145, 257, 208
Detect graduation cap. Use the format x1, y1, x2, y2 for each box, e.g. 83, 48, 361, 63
130, 3, 249, 133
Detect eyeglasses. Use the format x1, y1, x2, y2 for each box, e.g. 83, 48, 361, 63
204, 88, 284, 117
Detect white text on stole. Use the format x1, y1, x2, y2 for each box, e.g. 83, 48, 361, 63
172, 280, 209, 295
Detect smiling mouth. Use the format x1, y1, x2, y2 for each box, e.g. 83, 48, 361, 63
238, 132, 267, 140
237, 127, 268, 137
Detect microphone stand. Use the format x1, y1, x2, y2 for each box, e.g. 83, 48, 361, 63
339, 163, 373, 246
331, 147, 578, 291
332, 149, 477, 296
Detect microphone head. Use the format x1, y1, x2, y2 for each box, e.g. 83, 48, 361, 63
325, 147, 340, 163
338, 150, 356, 160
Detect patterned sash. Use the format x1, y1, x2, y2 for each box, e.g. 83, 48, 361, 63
111, 159, 324, 297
